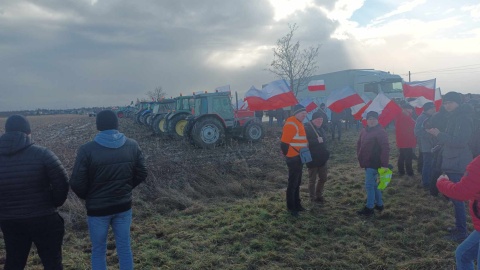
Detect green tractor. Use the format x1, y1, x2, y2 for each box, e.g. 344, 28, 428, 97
134, 102, 152, 124
151, 99, 176, 135
164, 95, 194, 140
183, 91, 264, 149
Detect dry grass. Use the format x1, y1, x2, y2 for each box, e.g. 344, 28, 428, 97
0, 115, 462, 269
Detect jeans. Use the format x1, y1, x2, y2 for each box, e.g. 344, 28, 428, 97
455, 230, 480, 270
286, 156, 303, 211
397, 148, 414, 175
447, 173, 467, 234
88, 209, 133, 270
365, 168, 383, 209
1, 213, 64, 270
331, 121, 342, 140
421, 152, 433, 188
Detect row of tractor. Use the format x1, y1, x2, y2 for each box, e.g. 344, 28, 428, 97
129, 91, 265, 149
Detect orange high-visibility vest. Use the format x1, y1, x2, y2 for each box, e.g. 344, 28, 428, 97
281, 116, 308, 157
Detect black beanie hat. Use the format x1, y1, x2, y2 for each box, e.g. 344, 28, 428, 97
5, 115, 31, 134
422, 102, 435, 111
292, 104, 306, 115
311, 111, 324, 120
96, 110, 118, 131
366, 111, 379, 119
443, 92, 462, 104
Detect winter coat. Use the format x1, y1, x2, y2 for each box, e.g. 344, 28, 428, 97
395, 111, 417, 148
357, 124, 390, 169
437, 156, 480, 231
70, 132, 148, 216
414, 112, 435, 153
305, 122, 330, 168
0, 132, 69, 221
437, 104, 474, 174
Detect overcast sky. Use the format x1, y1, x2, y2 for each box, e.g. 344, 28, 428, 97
1, 0, 479, 111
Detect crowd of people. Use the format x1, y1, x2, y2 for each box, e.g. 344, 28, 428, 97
280, 91, 480, 269
0, 111, 147, 270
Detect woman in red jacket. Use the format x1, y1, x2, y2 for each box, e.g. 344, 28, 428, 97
437, 156, 480, 269
395, 103, 417, 176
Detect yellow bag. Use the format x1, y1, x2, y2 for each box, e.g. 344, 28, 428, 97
377, 167, 393, 190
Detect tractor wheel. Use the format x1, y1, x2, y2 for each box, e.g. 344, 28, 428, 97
152, 115, 166, 135
145, 114, 154, 126
243, 122, 264, 142
168, 114, 190, 140
191, 117, 225, 149
135, 113, 142, 124
159, 118, 167, 134
117, 111, 124, 118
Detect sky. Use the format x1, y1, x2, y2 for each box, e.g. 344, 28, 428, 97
1, 0, 479, 111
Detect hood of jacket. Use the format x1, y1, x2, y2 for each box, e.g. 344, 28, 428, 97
94, 129, 127, 149
0, 131, 34, 156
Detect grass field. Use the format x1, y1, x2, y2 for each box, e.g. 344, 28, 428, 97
0, 115, 464, 269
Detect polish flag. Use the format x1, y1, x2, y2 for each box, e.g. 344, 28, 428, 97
244, 80, 298, 110
308, 80, 326, 91
351, 94, 371, 120
363, 92, 402, 127
300, 97, 318, 112
407, 96, 433, 115
403, 79, 436, 100
434, 88, 442, 111
326, 86, 364, 113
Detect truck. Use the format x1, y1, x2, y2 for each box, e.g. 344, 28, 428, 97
295, 69, 404, 103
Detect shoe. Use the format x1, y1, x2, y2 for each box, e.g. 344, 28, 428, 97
374, 204, 384, 212
357, 206, 374, 217
297, 206, 307, 212
444, 231, 468, 243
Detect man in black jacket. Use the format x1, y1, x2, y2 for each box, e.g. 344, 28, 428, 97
305, 111, 330, 203
0, 115, 69, 269
70, 110, 148, 270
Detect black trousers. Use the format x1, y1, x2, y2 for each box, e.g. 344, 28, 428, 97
1, 213, 64, 270
398, 148, 414, 175
286, 156, 303, 211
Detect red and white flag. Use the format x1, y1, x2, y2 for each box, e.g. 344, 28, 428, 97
403, 79, 436, 100
300, 97, 318, 113
363, 92, 402, 127
435, 87, 442, 111
244, 80, 298, 110
351, 94, 371, 120
326, 86, 364, 113
407, 96, 433, 115
308, 80, 326, 91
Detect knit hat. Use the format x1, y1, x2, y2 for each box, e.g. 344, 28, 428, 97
443, 92, 462, 104
311, 111, 324, 120
320, 103, 326, 108
401, 103, 414, 110
366, 111, 379, 119
422, 102, 435, 111
96, 110, 118, 131
292, 104, 306, 115
5, 115, 31, 134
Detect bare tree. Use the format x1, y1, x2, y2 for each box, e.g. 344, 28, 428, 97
146, 87, 166, 101
269, 23, 321, 96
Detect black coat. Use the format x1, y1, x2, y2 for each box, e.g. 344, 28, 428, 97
0, 132, 69, 221
305, 123, 330, 168
70, 137, 148, 216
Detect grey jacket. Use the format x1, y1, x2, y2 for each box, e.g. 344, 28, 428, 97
414, 112, 435, 153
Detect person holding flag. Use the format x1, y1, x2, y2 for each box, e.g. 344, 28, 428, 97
356, 111, 390, 217
305, 111, 330, 203
280, 104, 308, 216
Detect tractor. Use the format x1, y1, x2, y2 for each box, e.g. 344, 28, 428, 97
163, 95, 194, 140
183, 91, 263, 149
151, 99, 176, 135
134, 102, 152, 124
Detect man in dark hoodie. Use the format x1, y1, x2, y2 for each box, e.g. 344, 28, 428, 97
427, 91, 473, 242
356, 111, 390, 217
0, 115, 69, 269
70, 110, 148, 270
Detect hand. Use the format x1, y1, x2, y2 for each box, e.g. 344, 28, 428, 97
437, 174, 449, 182
426, 128, 440, 136
317, 137, 324, 143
